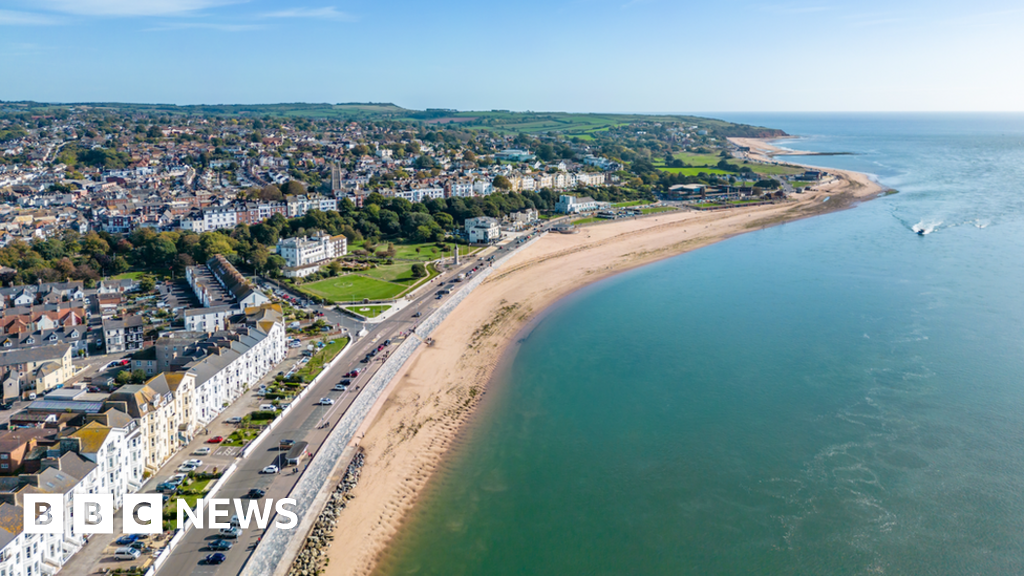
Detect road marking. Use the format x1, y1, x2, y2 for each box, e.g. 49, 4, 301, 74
216, 447, 240, 457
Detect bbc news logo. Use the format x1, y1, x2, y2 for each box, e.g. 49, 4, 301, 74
23, 494, 298, 534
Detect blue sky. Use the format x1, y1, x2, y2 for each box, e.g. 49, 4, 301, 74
1, 0, 1023, 112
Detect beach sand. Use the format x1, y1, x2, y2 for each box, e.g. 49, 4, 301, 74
327, 150, 884, 576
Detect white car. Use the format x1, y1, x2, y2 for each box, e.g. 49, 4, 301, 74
184, 459, 203, 467
318, 398, 334, 406
193, 447, 211, 456
177, 463, 197, 473
332, 384, 347, 392
226, 417, 242, 424
261, 465, 279, 474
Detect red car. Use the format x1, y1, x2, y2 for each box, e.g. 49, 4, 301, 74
344, 369, 361, 378
207, 436, 224, 444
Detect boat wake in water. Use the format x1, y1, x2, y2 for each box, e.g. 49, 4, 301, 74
911, 221, 941, 235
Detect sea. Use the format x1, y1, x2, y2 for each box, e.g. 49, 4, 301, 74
375, 114, 1024, 575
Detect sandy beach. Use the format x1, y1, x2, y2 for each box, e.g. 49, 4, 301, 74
326, 148, 885, 575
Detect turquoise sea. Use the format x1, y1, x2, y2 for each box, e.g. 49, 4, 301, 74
377, 114, 1024, 575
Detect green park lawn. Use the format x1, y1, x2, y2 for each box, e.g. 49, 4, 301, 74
303, 274, 408, 301
612, 200, 648, 208
791, 180, 814, 187
657, 167, 733, 176
641, 207, 677, 214
361, 263, 424, 285
294, 337, 349, 382
344, 305, 391, 318
572, 217, 603, 225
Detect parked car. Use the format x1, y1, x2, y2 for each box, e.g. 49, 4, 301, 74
156, 482, 177, 492
177, 463, 198, 473
184, 459, 203, 467
208, 539, 234, 551
193, 447, 211, 456
207, 436, 225, 443
114, 547, 141, 561
261, 465, 279, 475
219, 527, 242, 538
226, 416, 242, 424
413, 312, 422, 318
318, 398, 334, 406
0, 403, 11, 411
245, 488, 266, 499
205, 553, 227, 564
116, 534, 140, 545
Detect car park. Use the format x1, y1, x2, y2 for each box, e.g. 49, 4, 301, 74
261, 465, 279, 474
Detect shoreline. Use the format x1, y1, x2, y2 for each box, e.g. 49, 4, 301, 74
326, 147, 886, 575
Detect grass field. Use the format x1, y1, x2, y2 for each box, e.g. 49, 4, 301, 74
303, 275, 407, 301
656, 167, 734, 176
344, 305, 391, 318
791, 180, 814, 188
641, 207, 677, 214
612, 200, 648, 208
295, 337, 349, 382
361, 263, 423, 285
572, 217, 604, 225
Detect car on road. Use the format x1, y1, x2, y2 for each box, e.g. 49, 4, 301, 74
219, 527, 243, 538
361, 354, 371, 363
344, 369, 361, 378
177, 463, 198, 473
184, 459, 203, 467
207, 436, 225, 443
205, 553, 227, 564
208, 539, 234, 551
261, 465, 279, 474
318, 398, 334, 406
116, 534, 141, 545
226, 416, 242, 424
339, 378, 352, 386
193, 447, 211, 456
384, 339, 391, 346
413, 312, 422, 317
245, 488, 266, 499
332, 384, 347, 391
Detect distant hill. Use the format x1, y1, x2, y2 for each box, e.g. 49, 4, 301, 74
0, 101, 785, 138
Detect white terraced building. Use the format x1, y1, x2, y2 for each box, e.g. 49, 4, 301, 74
276, 231, 348, 278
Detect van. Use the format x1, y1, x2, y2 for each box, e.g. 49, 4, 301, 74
114, 547, 141, 561
259, 404, 277, 412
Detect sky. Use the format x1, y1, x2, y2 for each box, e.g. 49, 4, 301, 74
1, 0, 1023, 112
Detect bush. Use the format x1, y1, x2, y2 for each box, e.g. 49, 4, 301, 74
411, 263, 427, 278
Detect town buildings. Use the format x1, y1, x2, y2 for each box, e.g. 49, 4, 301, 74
276, 231, 348, 278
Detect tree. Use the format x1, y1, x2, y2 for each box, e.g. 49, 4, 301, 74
284, 180, 306, 196
172, 253, 194, 276
493, 175, 511, 190
139, 276, 156, 293
131, 369, 147, 384
113, 256, 130, 275
433, 212, 454, 230
411, 263, 427, 278
250, 244, 270, 274
115, 370, 132, 385
259, 185, 284, 202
